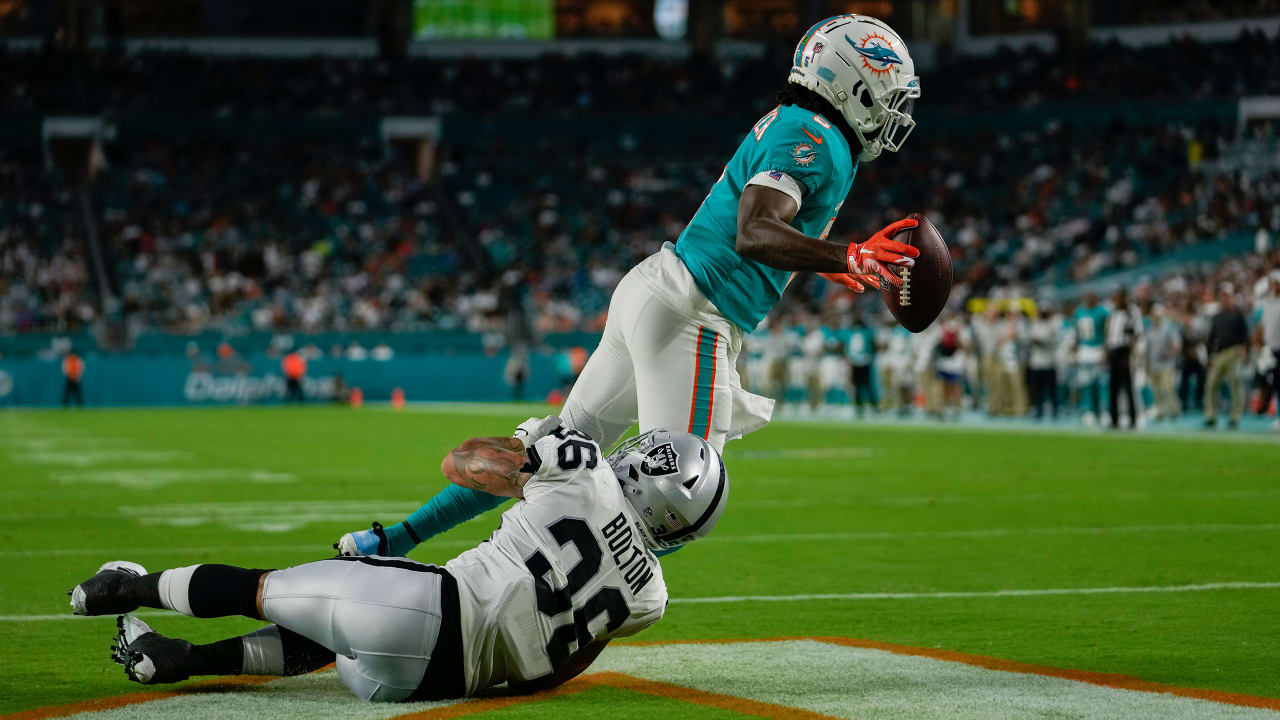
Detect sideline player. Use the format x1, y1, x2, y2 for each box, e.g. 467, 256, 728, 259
338, 14, 921, 558
69, 425, 726, 702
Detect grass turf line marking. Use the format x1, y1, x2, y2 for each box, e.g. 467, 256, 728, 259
7, 639, 1280, 719
4, 522, 1279, 559
7, 521, 1280, 559
730, 447, 877, 459
0, 673, 282, 720
776, 415, 1280, 443
9, 450, 191, 466
669, 581, 1280, 604
49, 468, 296, 489
8, 581, 1280, 623
701, 523, 1280, 544
616, 637, 1280, 713
738, 488, 1280, 507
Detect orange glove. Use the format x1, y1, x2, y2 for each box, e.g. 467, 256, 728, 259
847, 218, 919, 288
818, 272, 880, 293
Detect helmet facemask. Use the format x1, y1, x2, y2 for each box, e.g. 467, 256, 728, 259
845, 63, 919, 161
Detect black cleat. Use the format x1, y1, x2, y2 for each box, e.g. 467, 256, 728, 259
112, 614, 193, 685
69, 561, 147, 616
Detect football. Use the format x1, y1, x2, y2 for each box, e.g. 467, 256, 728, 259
881, 212, 953, 332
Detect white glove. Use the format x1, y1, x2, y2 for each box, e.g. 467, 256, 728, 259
512, 415, 562, 448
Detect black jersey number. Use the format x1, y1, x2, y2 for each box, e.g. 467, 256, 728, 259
523, 517, 629, 669
551, 427, 598, 471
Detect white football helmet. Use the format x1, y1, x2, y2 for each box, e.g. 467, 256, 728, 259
788, 15, 920, 162
607, 430, 728, 550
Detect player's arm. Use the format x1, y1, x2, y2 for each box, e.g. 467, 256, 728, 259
735, 185, 847, 272
736, 186, 918, 288
440, 436, 532, 499
506, 641, 610, 695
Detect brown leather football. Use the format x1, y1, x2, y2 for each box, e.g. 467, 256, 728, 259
880, 213, 952, 333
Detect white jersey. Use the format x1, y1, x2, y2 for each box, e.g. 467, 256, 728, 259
445, 428, 667, 695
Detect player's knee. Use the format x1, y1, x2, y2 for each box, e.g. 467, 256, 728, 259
256, 570, 273, 620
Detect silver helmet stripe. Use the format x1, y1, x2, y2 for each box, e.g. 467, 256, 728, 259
653, 457, 726, 544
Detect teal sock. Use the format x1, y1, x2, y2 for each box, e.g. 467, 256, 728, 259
382, 484, 511, 556
380, 481, 686, 559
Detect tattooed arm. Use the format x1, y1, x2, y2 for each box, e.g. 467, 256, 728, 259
440, 436, 532, 499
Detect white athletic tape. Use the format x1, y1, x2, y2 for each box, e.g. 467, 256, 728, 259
157, 565, 200, 617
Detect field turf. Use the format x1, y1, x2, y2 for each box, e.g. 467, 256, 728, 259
1, 405, 1278, 717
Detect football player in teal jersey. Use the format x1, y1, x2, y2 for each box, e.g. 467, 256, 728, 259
1073, 292, 1111, 424
336, 15, 922, 559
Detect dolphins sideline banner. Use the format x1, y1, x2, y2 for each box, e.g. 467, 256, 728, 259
0, 352, 568, 407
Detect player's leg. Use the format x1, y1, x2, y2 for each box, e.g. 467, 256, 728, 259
71, 561, 331, 684
629, 298, 736, 451
345, 291, 644, 559
561, 332, 638, 451
70, 561, 270, 619
560, 274, 642, 451
1226, 347, 1244, 425
1204, 352, 1224, 423
110, 614, 332, 684
343, 320, 638, 560
260, 556, 462, 702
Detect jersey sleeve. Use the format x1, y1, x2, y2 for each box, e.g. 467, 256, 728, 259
521, 427, 604, 498
752, 115, 839, 200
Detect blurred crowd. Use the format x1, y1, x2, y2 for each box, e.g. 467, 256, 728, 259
3, 29, 1277, 117
752, 249, 1280, 430
1, 32, 1279, 349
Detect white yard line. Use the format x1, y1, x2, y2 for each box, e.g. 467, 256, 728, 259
737, 488, 1280, 508
6, 581, 1278, 622
4, 522, 1277, 558
8, 639, 1280, 719
669, 581, 1280, 605
700, 523, 1280, 543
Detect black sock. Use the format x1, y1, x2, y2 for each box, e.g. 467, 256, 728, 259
183, 627, 331, 678
188, 637, 244, 676
187, 565, 272, 619
279, 627, 333, 676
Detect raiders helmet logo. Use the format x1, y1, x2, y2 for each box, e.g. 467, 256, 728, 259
640, 443, 680, 476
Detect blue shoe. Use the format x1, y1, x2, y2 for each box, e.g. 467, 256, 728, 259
334, 521, 388, 557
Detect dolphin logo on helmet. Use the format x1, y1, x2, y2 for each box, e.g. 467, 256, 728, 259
849, 36, 903, 70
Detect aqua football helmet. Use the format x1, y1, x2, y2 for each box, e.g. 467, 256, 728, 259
607, 430, 728, 550
788, 15, 920, 162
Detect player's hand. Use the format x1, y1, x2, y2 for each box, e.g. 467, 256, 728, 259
847, 218, 919, 288
513, 415, 562, 448
818, 272, 880, 293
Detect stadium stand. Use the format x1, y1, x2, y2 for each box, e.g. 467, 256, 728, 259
1, 31, 1277, 425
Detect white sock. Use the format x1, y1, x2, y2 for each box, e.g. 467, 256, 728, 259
157, 565, 201, 617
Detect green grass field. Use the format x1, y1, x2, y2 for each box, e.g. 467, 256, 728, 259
1, 405, 1278, 718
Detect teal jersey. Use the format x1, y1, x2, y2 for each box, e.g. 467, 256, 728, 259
846, 326, 877, 366
1073, 306, 1109, 347
674, 104, 858, 331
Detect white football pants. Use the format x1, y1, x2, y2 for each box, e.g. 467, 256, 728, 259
562, 244, 774, 452
261, 556, 449, 702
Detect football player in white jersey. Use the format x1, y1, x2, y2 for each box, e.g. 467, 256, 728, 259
68, 424, 727, 703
